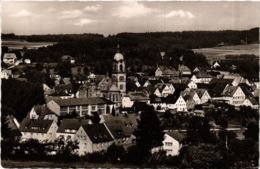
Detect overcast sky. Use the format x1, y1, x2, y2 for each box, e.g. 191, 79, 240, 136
2, 1, 260, 35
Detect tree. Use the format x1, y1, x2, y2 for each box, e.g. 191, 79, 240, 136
180, 144, 222, 169
244, 122, 258, 142
111, 106, 115, 116
91, 112, 101, 124
106, 144, 126, 163
133, 105, 164, 163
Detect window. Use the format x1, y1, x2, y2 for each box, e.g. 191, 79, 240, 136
120, 64, 123, 71
91, 105, 96, 111
165, 142, 173, 146
119, 76, 124, 81
120, 84, 124, 90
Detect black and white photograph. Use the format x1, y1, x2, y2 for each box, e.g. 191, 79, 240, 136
1, 1, 259, 168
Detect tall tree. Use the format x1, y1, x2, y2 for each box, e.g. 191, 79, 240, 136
134, 105, 164, 162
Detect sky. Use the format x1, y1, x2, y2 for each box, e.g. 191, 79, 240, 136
2, 1, 260, 35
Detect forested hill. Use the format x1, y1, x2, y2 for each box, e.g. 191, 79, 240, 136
2, 27, 259, 48
1, 28, 259, 74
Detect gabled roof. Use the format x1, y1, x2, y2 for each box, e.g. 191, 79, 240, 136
195, 71, 212, 78
127, 92, 149, 101
195, 89, 208, 98
109, 84, 120, 92
246, 96, 258, 105
222, 86, 239, 97
51, 97, 114, 107
102, 114, 138, 139
209, 78, 233, 85
31, 105, 56, 118
178, 64, 191, 72
240, 85, 254, 97
166, 131, 186, 142
57, 118, 91, 133
3, 53, 17, 59
20, 119, 54, 133
82, 123, 113, 143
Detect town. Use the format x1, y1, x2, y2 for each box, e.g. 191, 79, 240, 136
2, 38, 259, 168
1, 1, 259, 168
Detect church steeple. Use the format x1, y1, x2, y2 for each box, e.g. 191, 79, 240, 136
112, 44, 126, 95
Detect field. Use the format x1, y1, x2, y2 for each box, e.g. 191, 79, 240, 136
1, 40, 56, 50
192, 43, 259, 63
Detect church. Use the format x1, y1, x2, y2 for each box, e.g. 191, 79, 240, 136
91, 45, 127, 109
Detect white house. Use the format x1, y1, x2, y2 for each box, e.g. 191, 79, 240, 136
154, 83, 175, 98
100, 114, 138, 146
196, 89, 211, 104
3, 53, 17, 65
187, 80, 197, 89
191, 71, 212, 84
19, 119, 58, 142
152, 131, 185, 156
56, 118, 92, 142
47, 97, 115, 117
122, 92, 150, 108
75, 124, 114, 155
222, 86, 246, 106
212, 61, 220, 69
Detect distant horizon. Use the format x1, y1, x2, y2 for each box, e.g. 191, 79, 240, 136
2, 27, 259, 37
2, 1, 259, 35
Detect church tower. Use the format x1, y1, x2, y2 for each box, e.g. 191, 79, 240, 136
112, 45, 126, 95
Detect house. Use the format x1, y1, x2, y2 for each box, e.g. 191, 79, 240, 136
61, 55, 75, 64
187, 80, 197, 89
5, 115, 21, 139
48, 90, 74, 100
153, 83, 175, 98
178, 64, 191, 76
152, 131, 185, 156
212, 61, 220, 69
19, 119, 58, 142
100, 114, 138, 146
191, 71, 212, 84
181, 89, 201, 105
27, 104, 58, 123
56, 118, 92, 141
0, 69, 12, 79
3, 53, 17, 65
221, 86, 246, 106
195, 89, 211, 104
242, 96, 259, 109
223, 73, 244, 86
43, 83, 54, 95
155, 66, 179, 78
76, 123, 114, 155
183, 95, 195, 111
47, 97, 115, 117
122, 91, 150, 108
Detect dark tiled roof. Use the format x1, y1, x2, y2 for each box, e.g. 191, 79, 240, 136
195, 71, 212, 78
20, 119, 53, 133
166, 131, 186, 142
103, 114, 138, 139
82, 124, 113, 143
57, 118, 91, 133
32, 105, 56, 117
52, 97, 114, 107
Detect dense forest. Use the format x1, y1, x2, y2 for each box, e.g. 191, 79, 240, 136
2, 28, 259, 74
